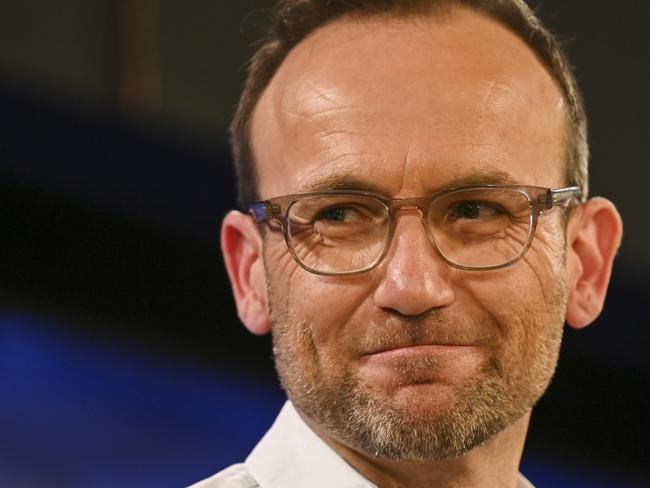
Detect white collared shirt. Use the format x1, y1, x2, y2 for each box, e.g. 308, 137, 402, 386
190, 401, 535, 488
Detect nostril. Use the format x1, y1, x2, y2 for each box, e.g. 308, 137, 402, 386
373, 253, 455, 316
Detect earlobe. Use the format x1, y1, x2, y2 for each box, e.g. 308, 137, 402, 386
565, 198, 623, 329
221, 211, 271, 335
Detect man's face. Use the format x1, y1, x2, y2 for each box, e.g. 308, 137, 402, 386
251, 9, 568, 460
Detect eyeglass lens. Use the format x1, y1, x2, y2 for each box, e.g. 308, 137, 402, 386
285, 189, 533, 274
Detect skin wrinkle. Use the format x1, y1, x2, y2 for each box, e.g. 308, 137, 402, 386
284, 32, 546, 180
520, 213, 568, 301
471, 81, 524, 157
310, 151, 373, 167
288, 109, 393, 173
304, 79, 346, 108
302, 146, 378, 171
397, 145, 413, 199
297, 105, 357, 118
289, 80, 351, 127
317, 128, 409, 139
287, 93, 530, 181
479, 80, 499, 117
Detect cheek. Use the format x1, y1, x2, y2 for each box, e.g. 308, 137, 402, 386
265, 237, 299, 279
265, 236, 371, 352
461, 272, 530, 342
520, 220, 569, 303
460, 248, 565, 364
455, 215, 568, 315
297, 279, 371, 355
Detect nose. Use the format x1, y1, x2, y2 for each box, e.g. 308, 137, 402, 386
373, 211, 455, 316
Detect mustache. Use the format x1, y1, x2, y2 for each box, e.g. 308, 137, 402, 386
356, 311, 499, 355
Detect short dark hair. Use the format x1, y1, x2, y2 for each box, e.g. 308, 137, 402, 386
230, 0, 588, 208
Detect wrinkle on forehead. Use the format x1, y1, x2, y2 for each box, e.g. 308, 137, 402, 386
251, 7, 566, 198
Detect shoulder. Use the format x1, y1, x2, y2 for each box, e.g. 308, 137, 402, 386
188, 463, 259, 488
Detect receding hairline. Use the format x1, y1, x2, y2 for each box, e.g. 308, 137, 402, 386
250, 5, 569, 189
233, 0, 588, 208
256, 5, 565, 106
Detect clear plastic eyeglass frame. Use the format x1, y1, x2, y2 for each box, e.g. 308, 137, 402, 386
247, 184, 582, 276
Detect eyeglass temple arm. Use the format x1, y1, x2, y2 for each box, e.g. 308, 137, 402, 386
248, 202, 268, 222
541, 186, 582, 210
248, 201, 283, 223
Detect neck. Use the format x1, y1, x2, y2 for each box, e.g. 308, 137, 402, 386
304, 411, 531, 488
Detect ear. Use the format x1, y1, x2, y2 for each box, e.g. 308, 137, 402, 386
565, 197, 623, 329
220, 210, 271, 335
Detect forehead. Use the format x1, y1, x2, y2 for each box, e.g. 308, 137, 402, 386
251, 8, 565, 198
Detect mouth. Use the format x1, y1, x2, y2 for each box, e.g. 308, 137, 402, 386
363, 342, 480, 358
357, 341, 487, 388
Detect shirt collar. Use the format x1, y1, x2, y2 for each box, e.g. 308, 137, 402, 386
246, 401, 535, 488
245, 401, 376, 488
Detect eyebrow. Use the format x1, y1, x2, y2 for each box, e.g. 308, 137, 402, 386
442, 170, 520, 189
297, 174, 388, 194
296, 169, 520, 196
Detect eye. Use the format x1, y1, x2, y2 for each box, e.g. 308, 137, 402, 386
315, 205, 367, 223
318, 207, 350, 222
449, 201, 500, 220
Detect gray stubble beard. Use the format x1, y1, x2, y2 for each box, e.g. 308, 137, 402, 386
267, 262, 567, 461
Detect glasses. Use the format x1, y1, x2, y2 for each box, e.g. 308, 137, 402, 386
248, 185, 581, 276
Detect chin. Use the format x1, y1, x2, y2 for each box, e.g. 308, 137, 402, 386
319, 370, 535, 462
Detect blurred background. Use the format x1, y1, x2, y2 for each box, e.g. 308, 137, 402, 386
0, 1, 648, 487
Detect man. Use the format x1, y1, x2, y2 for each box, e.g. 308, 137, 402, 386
196, 0, 623, 486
